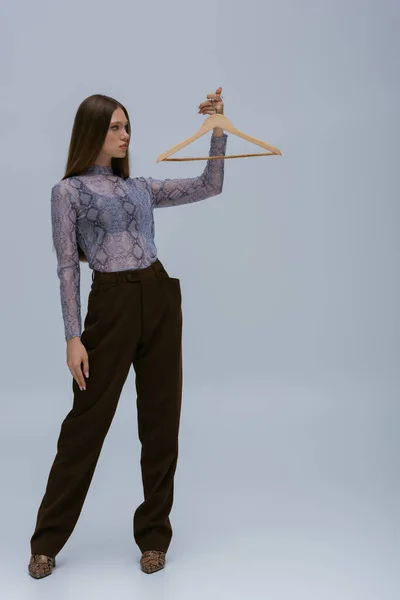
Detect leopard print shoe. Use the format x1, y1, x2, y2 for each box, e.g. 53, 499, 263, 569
28, 554, 56, 579
140, 550, 166, 574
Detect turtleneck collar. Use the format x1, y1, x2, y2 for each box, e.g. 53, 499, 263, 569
85, 164, 114, 175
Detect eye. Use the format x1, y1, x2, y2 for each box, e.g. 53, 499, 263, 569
111, 125, 119, 130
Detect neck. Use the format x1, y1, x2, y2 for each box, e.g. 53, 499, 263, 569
85, 164, 114, 175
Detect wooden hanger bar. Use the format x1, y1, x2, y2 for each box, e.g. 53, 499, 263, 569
157, 113, 282, 162
159, 151, 278, 161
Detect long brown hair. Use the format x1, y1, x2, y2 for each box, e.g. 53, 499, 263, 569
52, 94, 132, 263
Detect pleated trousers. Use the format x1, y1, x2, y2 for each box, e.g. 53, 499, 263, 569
30, 258, 183, 556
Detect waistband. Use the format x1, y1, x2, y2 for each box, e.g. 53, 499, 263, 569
92, 258, 167, 283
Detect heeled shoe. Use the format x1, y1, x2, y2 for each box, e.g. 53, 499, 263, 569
28, 554, 56, 579
140, 550, 166, 574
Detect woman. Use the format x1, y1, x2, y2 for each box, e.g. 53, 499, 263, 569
28, 88, 227, 578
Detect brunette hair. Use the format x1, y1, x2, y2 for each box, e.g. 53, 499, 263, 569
52, 94, 131, 263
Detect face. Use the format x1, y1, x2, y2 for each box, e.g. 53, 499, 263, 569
96, 107, 130, 165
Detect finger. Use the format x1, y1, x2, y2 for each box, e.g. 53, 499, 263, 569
205, 102, 222, 110
73, 365, 86, 390
207, 91, 222, 102
83, 358, 89, 379
198, 100, 213, 109
200, 103, 220, 112
209, 86, 222, 97
71, 370, 83, 390
198, 106, 213, 114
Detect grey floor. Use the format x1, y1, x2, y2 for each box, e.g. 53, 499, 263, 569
1, 373, 397, 600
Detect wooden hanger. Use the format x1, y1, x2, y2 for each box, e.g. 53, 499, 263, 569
156, 113, 282, 162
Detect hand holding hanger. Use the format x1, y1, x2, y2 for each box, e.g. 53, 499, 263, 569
198, 87, 224, 116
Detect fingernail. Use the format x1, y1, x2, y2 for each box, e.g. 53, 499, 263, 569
85, 372, 89, 378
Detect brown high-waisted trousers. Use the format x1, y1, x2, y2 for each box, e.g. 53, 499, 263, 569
30, 258, 183, 557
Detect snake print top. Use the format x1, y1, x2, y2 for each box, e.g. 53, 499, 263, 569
51, 132, 228, 340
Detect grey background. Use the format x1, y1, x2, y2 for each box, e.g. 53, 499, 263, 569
0, 0, 398, 597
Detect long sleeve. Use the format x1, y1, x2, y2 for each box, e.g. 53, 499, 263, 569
50, 182, 82, 341
146, 132, 228, 208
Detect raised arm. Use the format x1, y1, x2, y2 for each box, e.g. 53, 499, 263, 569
145, 132, 228, 208
50, 181, 82, 341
